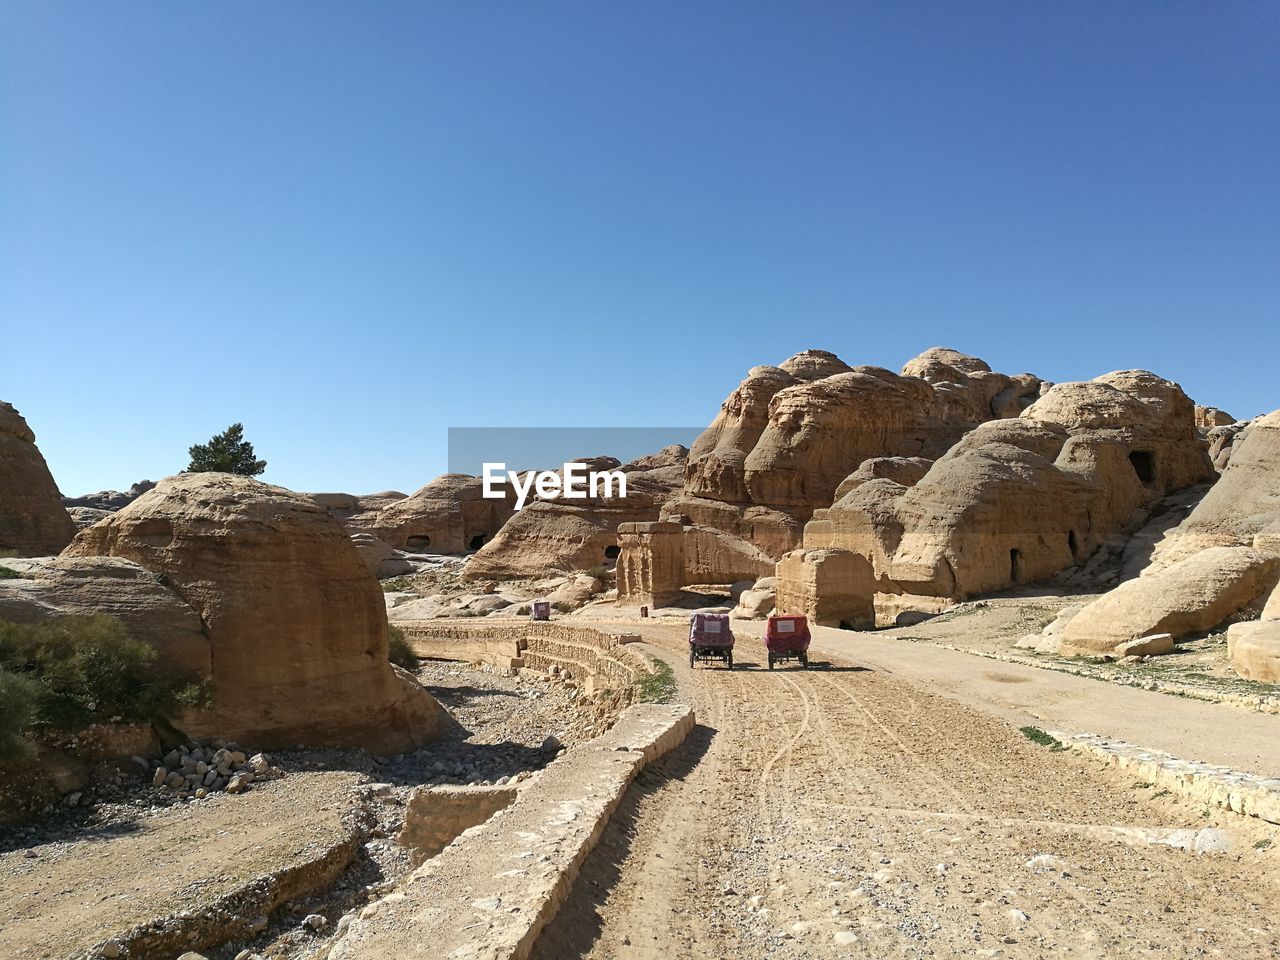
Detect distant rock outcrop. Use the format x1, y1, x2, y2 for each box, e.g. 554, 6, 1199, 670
464, 455, 686, 581
62, 479, 156, 513
0, 402, 76, 556
374, 474, 517, 553
777, 369, 1214, 626
63, 473, 453, 752
667, 348, 1044, 570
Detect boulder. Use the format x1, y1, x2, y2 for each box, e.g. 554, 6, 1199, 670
1115, 633, 1175, 658
733, 577, 776, 620
350, 532, 413, 578
0, 402, 76, 556
63, 473, 453, 752
545, 575, 603, 610
1227, 621, 1280, 683
1058, 547, 1280, 656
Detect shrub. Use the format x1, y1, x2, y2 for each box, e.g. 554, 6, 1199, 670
551, 601, 574, 613
515, 605, 531, 616
387, 625, 419, 671
584, 566, 610, 581
0, 668, 40, 762
0, 566, 22, 580
381, 576, 414, 593
0, 615, 211, 730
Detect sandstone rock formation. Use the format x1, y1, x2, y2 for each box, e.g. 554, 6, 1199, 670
1057, 547, 1279, 656
311, 489, 407, 533
732, 576, 776, 619
0, 556, 211, 678
1195, 405, 1235, 429
629, 348, 1046, 602
1227, 621, 1280, 683
678, 348, 1042, 533
1047, 409, 1280, 660
63, 473, 452, 752
374, 474, 516, 553
62, 479, 156, 513
350, 532, 413, 579
463, 454, 686, 581
0, 402, 76, 556
1144, 410, 1280, 566
778, 370, 1214, 626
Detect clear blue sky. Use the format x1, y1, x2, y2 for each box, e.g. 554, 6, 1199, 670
3, 2, 1276, 497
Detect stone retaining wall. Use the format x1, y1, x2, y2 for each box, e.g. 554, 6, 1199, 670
1050, 730, 1280, 825
315, 703, 696, 960
397, 619, 654, 690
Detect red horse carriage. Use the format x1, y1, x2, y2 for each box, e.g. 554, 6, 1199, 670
765, 614, 811, 669
688, 612, 735, 669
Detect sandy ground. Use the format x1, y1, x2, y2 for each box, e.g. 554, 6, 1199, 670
0, 771, 360, 960
532, 622, 1280, 960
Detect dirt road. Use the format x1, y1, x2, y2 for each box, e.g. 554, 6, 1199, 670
532, 623, 1280, 959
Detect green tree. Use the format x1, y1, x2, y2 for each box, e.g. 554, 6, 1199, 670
186, 423, 267, 476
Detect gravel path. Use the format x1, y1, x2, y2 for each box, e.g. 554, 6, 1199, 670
532, 623, 1280, 959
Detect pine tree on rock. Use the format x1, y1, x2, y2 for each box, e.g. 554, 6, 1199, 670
186, 423, 267, 476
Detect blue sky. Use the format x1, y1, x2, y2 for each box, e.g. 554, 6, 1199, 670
2, 2, 1276, 496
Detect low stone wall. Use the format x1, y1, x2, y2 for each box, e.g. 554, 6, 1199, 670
315, 703, 696, 960
400, 784, 520, 866
1050, 730, 1280, 826
396, 619, 654, 691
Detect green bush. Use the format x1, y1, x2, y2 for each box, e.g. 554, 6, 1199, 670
387, 625, 420, 671
551, 601, 574, 613
0, 615, 211, 730
584, 566, 610, 581
515, 605, 531, 616
0, 566, 22, 580
0, 668, 41, 762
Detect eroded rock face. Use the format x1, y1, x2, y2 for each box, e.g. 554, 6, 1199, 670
0, 556, 211, 678
1147, 410, 1280, 566
788, 371, 1214, 620
462, 454, 687, 581
374, 474, 517, 553
679, 348, 1043, 544
63, 473, 452, 752
0, 402, 76, 556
